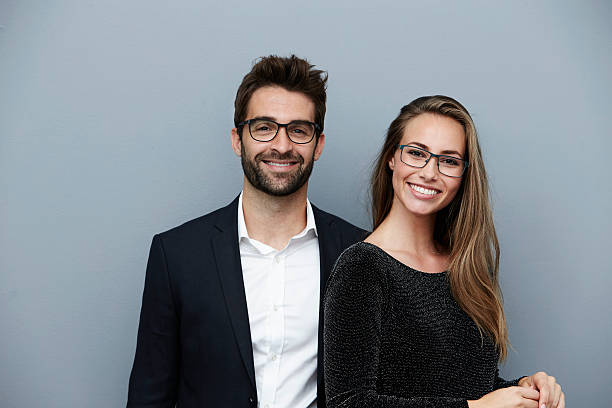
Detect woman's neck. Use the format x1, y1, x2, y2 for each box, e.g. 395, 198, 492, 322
366, 198, 449, 272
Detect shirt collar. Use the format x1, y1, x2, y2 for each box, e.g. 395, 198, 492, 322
237, 191, 318, 243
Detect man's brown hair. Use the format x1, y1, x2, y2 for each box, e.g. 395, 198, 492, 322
234, 55, 328, 135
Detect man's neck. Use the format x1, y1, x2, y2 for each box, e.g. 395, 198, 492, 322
241, 180, 309, 251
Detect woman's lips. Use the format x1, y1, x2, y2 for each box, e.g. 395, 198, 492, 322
408, 182, 441, 199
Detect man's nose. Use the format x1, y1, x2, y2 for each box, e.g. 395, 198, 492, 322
270, 126, 293, 153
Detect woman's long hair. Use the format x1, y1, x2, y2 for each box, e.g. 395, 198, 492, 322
371, 95, 508, 360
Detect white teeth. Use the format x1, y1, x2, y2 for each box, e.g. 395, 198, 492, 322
267, 162, 292, 167
410, 183, 439, 195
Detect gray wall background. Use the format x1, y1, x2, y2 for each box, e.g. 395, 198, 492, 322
1, 1, 610, 407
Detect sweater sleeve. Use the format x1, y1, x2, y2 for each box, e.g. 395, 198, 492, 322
323, 245, 469, 408
493, 368, 523, 390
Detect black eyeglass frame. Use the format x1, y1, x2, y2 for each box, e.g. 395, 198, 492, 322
396, 144, 469, 178
237, 118, 322, 144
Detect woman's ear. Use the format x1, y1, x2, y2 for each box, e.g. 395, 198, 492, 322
388, 156, 395, 171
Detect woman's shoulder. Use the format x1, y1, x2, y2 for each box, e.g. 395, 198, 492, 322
328, 241, 392, 289
334, 241, 390, 269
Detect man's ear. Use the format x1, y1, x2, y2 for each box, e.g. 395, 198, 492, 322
231, 128, 242, 157
313, 133, 325, 161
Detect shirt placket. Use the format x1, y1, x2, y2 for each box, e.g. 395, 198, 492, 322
260, 251, 286, 408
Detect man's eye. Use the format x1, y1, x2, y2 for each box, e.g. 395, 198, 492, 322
289, 123, 312, 135
253, 121, 276, 132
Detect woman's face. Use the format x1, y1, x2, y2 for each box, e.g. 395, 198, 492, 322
389, 113, 466, 218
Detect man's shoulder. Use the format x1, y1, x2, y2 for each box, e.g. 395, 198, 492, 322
311, 204, 368, 239
156, 197, 238, 244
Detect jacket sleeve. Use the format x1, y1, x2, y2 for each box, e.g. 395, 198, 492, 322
323, 248, 468, 408
127, 235, 179, 408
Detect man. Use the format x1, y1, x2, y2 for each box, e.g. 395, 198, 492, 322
127, 55, 366, 408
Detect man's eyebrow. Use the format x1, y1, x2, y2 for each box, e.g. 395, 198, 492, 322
406, 142, 464, 158
251, 116, 276, 121
250, 116, 315, 124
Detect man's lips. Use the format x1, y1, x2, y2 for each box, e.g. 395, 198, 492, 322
260, 159, 300, 171
262, 160, 298, 167
255, 152, 303, 170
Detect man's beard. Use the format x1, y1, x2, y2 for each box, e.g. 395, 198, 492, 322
240, 144, 315, 197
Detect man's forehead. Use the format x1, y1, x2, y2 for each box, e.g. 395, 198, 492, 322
246, 86, 315, 120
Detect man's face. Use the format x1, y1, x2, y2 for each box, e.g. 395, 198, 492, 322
231, 86, 325, 196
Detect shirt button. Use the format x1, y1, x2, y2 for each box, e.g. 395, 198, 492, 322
274, 256, 280, 264
270, 353, 277, 361
273, 305, 279, 311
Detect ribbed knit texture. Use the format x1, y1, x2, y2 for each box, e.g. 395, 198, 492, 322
323, 242, 519, 408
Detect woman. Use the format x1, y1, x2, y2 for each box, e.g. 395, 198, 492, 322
323, 96, 564, 408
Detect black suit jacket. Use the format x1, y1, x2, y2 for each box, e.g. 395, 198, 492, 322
127, 196, 366, 408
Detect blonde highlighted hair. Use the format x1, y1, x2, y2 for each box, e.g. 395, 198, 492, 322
371, 95, 508, 360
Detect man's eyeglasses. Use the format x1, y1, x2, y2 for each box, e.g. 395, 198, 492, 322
397, 144, 469, 178
237, 118, 321, 144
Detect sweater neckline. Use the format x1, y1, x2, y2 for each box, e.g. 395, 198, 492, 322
358, 241, 448, 277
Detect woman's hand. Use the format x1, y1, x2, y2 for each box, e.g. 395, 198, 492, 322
518, 372, 565, 408
468, 386, 540, 408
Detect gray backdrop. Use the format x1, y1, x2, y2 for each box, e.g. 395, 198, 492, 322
1, 1, 610, 407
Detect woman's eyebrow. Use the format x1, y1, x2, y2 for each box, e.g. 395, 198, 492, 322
440, 149, 463, 157
406, 141, 428, 149
407, 142, 463, 158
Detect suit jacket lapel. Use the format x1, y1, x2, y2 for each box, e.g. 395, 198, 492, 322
313, 205, 339, 302
211, 196, 256, 389
312, 205, 339, 408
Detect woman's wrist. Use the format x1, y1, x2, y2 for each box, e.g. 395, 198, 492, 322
467, 400, 481, 408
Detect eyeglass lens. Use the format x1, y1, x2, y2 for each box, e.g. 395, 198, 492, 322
401, 146, 464, 177
249, 119, 315, 143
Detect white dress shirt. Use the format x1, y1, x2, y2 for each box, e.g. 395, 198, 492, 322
238, 193, 320, 408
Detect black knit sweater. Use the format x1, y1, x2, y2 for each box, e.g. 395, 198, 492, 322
323, 242, 520, 408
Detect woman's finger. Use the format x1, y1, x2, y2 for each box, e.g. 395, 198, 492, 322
531, 372, 550, 408
519, 386, 540, 400
538, 384, 549, 408
551, 384, 562, 408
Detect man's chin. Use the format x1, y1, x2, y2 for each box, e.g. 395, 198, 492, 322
255, 180, 304, 197
241, 156, 313, 197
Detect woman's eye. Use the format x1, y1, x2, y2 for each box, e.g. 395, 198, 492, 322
407, 149, 426, 158
441, 157, 460, 166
